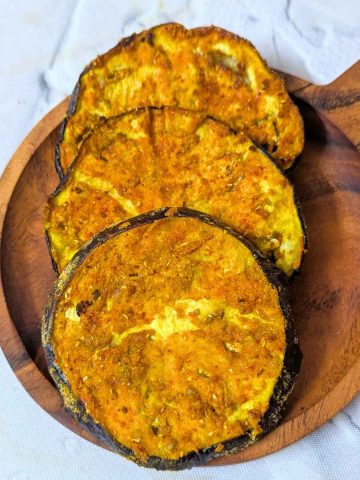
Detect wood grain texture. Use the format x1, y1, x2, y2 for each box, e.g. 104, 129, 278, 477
282, 62, 360, 150
0, 64, 359, 465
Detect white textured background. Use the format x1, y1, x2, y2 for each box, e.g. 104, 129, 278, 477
0, 1, 359, 479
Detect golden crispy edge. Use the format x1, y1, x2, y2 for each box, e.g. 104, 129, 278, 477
57, 23, 304, 175
48, 106, 306, 276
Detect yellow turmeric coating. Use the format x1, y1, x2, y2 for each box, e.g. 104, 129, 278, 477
59, 23, 304, 172
47, 108, 304, 275
51, 216, 286, 461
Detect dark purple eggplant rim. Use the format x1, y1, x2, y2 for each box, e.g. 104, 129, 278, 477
42, 207, 302, 470
48, 106, 308, 279
54, 23, 304, 179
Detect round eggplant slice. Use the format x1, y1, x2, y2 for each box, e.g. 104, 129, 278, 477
57, 23, 304, 174
42, 207, 301, 470
46, 107, 306, 276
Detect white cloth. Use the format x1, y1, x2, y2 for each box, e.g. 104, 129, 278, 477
0, 1, 359, 479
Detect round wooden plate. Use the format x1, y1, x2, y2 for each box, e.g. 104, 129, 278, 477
0, 77, 359, 465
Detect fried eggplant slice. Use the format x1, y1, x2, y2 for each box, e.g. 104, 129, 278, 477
57, 23, 304, 174
46, 107, 305, 275
42, 208, 301, 469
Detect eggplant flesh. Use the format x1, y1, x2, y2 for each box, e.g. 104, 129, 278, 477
42, 207, 301, 470
57, 23, 304, 175
47, 107, 305, 276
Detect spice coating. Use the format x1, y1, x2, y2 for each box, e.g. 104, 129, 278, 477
47, 108, 304, 275
57, 23, 304, 174
42, 210, 300, 468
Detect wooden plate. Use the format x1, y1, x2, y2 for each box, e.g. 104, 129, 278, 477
0, 72, 359, 465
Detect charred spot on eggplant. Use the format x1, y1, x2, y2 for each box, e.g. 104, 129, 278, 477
42, 207, 301, 470
56, 23, 304, 175
46, 107, 305, 276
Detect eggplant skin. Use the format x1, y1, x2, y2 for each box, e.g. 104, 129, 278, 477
42, 207, 302, 470
55, 23, 304, 177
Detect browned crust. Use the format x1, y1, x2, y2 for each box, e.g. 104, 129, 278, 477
55, 23, 304, 178
49, 106, 307, 278
42, 207, 302, 470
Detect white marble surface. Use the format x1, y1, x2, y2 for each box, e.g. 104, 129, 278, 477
0, 1, 359, 479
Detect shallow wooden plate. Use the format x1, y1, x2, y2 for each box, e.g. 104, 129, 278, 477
0, 74, 359, 465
